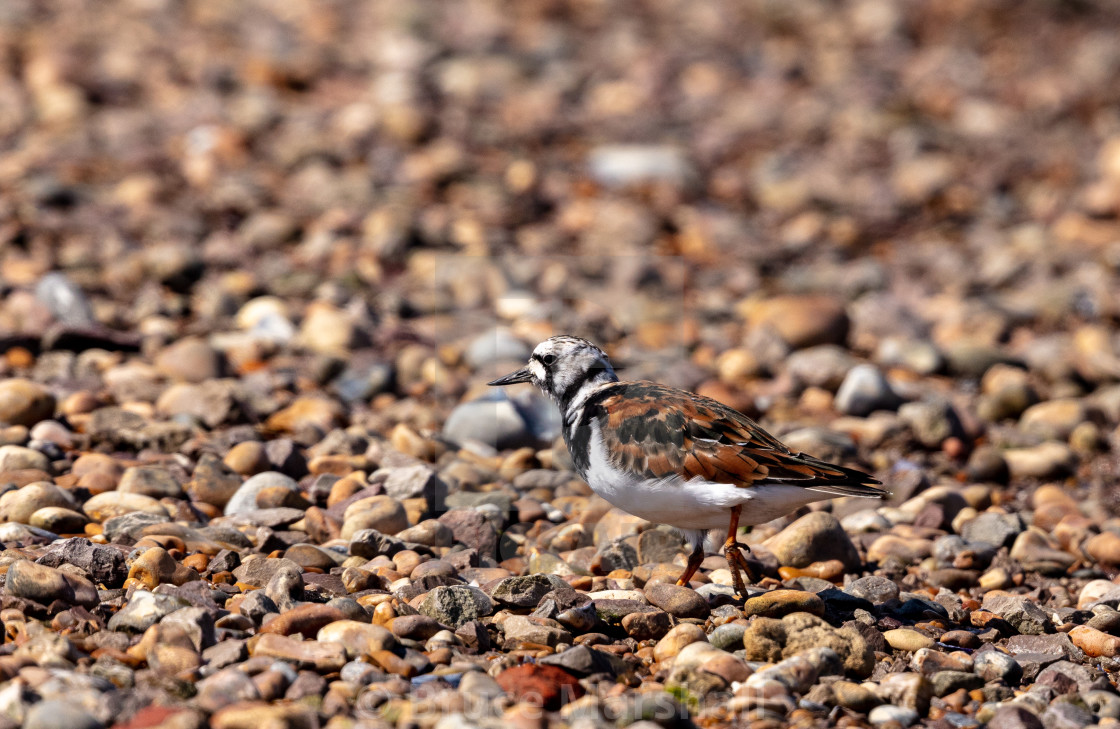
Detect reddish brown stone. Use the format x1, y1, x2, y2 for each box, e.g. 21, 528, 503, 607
496, 663, 584, 709
258, 604, 346, 639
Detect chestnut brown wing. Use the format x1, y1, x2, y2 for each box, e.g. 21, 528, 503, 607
592, 382, 886, 496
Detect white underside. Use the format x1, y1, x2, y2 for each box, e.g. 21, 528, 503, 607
583, 421, 840, 549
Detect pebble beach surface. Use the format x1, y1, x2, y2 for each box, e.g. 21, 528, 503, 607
3, 1, 1120, 728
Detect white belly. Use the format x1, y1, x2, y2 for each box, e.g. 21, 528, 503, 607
582, 422, 834, 530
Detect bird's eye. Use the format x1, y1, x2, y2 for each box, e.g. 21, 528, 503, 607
542, 354, 556, 366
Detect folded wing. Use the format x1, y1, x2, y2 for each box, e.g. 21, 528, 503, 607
591, 382, 887, 498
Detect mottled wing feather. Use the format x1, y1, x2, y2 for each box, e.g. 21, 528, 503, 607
594, 382, 885, 495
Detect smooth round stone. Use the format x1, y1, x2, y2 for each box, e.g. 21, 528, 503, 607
709, 623, 748, 651
834, 364, 902, 416
83, 492, 169, 521
869, 705, 918, 727
265, 395, 345, 433
442, 393, 535, 450
652, 623, 707, 663
643, 582, 710, 620
465, 328, 530, 369
0, 379, 55, 428
29, 420, 73, 448
0, 444, 50, 473
845, 575, 900, 604
29, 506, 87, 533
341, 495, 409, 539
762, 512, 861, 571
23, 699, 103, 729
224, 441, 270, 475
154, 337, 224, 383
0, 482, 75, 523
224, 471, 299, 516
742, 590, 825, 619
318, 620, 399, 659
883, 628, 934, 652
284, 544, 342, 571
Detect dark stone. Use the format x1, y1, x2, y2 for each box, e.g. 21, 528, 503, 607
36, 538, 127, 589
349, 529, 406, 559
264, 439, 308, 479
539, 644, 624, 677
930, 670, 984, 697
102, 512, 171, 543
594, 540, 639, 573
533, 588, 598, 632
438, 509, 498, 558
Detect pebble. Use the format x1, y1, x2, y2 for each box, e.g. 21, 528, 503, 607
883, 628, 935, 652
834, 364, 903, 416
869, 705, 919, 727
223, 472, 300, 516
763, 512, 861, 571
0, 379, 56, 427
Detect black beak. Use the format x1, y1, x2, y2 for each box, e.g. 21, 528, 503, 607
488, 366, 533, 386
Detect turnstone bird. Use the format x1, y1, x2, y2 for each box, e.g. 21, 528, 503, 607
489, 335, 888, 596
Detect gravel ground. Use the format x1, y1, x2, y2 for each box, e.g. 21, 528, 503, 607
3, 1, 1120, 728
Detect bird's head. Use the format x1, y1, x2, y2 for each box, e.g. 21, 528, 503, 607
488, 335, 617, 403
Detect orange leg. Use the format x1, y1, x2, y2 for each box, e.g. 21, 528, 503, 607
724, 505, 757, 597
676, 541, 706, 587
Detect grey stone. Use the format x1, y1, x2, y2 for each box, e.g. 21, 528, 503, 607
438, 509, 498, 558
986, 706, 1043, 729
844, 575, 900, 604
835, 364, 904, 416
539, 644, 623, 677
102, 511, 170, 542
35, 273, 95, 327
709, 623, 747, 651
442, 392, 535, 450
465, 328, 530, 369
349, 529, 407, 559
501, 614, 572, 648
23, 698, 103, 729
239, 590, 279, 625
381, 464, 448, 508
960, 512, 1023, 549
231, 557, 302, 589
899, 400, 966, 449
982, 594, 1053, 635
1041, 700, 1094, 729
596, 540, 638, 573
930, 670, 984, 697
533, 588, 597, 632
108, 590, 190, 633
974, 649, 1023, 684
417, 585, 494, 628
490, 574, 570, 608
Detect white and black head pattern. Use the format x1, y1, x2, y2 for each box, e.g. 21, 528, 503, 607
488, 335, 618, 409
